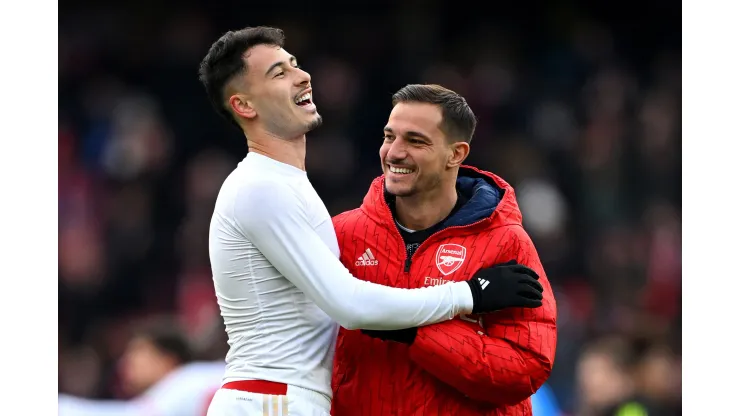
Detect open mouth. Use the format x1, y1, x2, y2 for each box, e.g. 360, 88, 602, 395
294, 91, 313, 107
388, 165, 415, 175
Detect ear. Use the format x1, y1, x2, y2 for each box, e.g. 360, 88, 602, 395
447, 141, 470, 168
229, 94, 257, 119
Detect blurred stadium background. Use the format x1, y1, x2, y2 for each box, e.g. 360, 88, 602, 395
59, 1, 681, 414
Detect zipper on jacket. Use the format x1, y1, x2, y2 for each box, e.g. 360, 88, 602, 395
404, 218, 489, 275
403, 258, 412, 273
381, 198, 490, 280
382, 201, 413, 280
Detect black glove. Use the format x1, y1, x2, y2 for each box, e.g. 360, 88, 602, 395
361, 261, 543, 345
466, 260, 544, 313
361, 327, 417, 345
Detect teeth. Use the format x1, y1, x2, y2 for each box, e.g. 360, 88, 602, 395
295, 93, 311, 104
389, 166, 413, 174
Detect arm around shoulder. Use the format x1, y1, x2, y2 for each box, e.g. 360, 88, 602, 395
233, 181, 474, 330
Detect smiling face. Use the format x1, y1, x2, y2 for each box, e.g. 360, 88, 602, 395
380, 102, 466, 197
228, 44, 322, 138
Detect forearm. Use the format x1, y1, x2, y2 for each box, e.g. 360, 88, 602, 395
261, 224, 473, 329
239, 189, 473, 330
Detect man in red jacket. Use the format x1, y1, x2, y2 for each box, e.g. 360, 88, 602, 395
331, 84, 558, 415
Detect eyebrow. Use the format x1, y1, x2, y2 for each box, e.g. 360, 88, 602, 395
265, 56, 298, 77
384, 127, 431, 141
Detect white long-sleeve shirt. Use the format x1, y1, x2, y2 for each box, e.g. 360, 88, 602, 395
209, 152, 474, 397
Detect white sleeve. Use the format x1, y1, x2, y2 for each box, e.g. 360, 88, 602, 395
234, 181, 474, 330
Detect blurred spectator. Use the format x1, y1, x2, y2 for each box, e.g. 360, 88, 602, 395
59, 319, 225, 416
576, 338, 637, 415
59, 2, 680, 413
575, 338, 681, 416
118, 319, 194, 397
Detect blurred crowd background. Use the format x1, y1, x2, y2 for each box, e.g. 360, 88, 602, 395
59, 1, 681, 414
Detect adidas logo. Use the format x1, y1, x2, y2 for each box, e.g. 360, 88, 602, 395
478, 278, 490, 290
355, 248, 379, 266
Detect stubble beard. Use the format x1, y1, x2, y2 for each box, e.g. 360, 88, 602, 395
389, 173, 442, 199
287, 112, 323, 138
265, 112, 323, 140
305, 113, 323, 133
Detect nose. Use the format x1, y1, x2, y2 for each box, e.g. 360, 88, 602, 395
295, 66, 311, 86
385, 138, 409, 161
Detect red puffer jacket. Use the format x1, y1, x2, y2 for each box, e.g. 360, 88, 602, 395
331, 166, 557, 416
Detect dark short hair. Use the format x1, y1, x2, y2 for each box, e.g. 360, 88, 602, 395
198, 26, 286, 127
391, 84, 477, 143
131, 319, 193, 365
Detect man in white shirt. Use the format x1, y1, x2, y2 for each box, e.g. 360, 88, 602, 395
197, 26, 543, 416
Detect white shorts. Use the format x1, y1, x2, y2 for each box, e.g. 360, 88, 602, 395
206, 384, 331, 416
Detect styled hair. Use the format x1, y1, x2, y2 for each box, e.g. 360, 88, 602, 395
131, 319, 193, 364
391, 84, 477, 143
198, 26, 286, 127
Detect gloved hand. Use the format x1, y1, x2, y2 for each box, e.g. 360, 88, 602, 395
362, 260, 544, 345
466, 260, 543, 313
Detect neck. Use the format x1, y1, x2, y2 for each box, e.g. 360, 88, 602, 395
394, 178, 458, 231
244, 127, 307, 171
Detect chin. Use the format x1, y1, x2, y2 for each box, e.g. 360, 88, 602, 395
385, 183, 415, 197
295, 113, 322, 136
289, 114, 322, 138
306, 113, 323, 132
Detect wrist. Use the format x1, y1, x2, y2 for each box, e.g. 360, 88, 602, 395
453, 281, 475, 315
464, 279, 482, 314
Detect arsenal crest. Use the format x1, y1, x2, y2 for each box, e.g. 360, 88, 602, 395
435, 244, 467, 276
